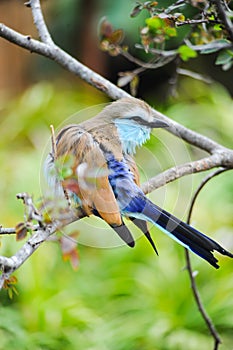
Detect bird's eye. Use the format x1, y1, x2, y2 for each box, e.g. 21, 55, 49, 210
131, 116, 143, 123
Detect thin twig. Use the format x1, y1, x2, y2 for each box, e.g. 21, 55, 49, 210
16, 192, 44, 226
135, 44, 177, 57
177, 68, 213, 84
176, 18, 220, 26
187, 168, 228, 222
164, 0, 186, 14
0, 227, 17, 235
184, 249, 222, 350
49, 125, 71, 206
50, 124, 57, 160
183, 39, 232, 52
119, 46, 176, 69
30, 0, 53, 44
184, 168, 231, 350
0, 224, 39, 235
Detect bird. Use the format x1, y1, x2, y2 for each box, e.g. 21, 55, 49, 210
45, 97, 233, 268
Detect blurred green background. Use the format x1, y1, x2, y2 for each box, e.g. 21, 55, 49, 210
0, 1, 233, 350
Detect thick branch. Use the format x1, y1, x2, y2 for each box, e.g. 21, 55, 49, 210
0, 201, 79, 289
142, 152, 233, 194
0, 224, 53, 289
0, 23, 228, 155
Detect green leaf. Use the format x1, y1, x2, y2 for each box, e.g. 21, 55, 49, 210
213, 24, 222, 31
130, 75, 139, 97
178, 45, 197, 61
146, 16, 164, 33
215, 50, 233, 65
60, 167, 73, 179
176, 13, 185, 22
54, 154, 75, 180
165, 26, 177, 37
222, 60, 233, 71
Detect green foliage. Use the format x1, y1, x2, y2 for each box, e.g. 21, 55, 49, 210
144, 16, 177, 43
99, 18, 124, 56
3, 276, 18, 300
215, 49, 233, 70
177, 45, 197, 61
53, 154, 75, 181
0, 81, 233, 349
100, 0, 233, 87
146, 16, 164, 33
99, 1, 233, 96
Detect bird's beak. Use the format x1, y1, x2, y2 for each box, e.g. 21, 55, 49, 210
149, 117, 169, 129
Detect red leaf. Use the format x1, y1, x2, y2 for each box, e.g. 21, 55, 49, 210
3, 276, 19, 299
99, 18, 113, 39
109, 29, 124, 45
62, 178, 80, 194
60, 232, 80, 270
130, 4, 142, 18
15, 222, 27, 241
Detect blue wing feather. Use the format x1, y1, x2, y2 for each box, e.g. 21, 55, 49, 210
107, 154, 233, 268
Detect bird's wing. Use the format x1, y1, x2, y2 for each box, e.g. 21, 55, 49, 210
124, 154, 140, 186
55, 125, 122, 227
124, 155, 158, 254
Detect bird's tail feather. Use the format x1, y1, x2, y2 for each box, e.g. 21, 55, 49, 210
111, 223, 135, 247
130, 217, 159, 255
138, 197, 233, 268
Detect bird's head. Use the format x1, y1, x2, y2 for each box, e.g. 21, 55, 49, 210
99, 97, 168, 154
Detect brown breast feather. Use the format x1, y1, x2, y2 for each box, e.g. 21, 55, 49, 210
56, 125, 122, 226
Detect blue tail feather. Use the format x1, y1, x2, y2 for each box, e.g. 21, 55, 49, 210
111, 223, 135, 247
107, 154, 233, 268
130, 217, 159, 255
124, 195, 233, 269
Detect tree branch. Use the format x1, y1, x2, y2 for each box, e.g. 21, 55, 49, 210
30, 0, 54, 44
0, 22, 232, 155
118, 46, 176, 69
184, 168, 230, 350
184, 249, 222, 350
211, 0, 233, 42
142, 153, 233, 194
0, 227, 18, 235
0, 193, 79, 290
0, 224, 53, 289
176, 18, 220, 27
